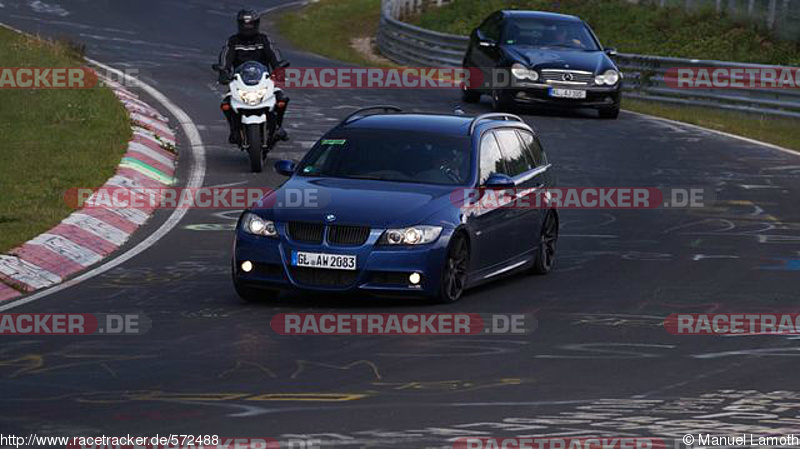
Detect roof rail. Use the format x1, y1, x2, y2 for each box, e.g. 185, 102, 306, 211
341, 105, 403, 125
468, 113, 524, 135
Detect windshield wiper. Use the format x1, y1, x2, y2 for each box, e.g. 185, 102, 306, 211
348, 175, 392, 181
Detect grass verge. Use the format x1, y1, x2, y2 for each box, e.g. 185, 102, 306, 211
277, 0, 383, 66
0, 26, 131, 253
413, 0, 800, 66
623, 99, 800, 151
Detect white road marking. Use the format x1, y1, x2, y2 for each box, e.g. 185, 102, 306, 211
28, 0, 68, 16
207, 181, 248, 189
0, 56, 206, 312
624, 110, 799, 158
560, 234, 619, 239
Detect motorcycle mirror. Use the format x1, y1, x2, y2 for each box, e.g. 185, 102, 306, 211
277, 60, 291, 69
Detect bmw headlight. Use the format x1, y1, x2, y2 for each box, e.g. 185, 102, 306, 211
242, 212, 277, 237
594, 69, 620, 86
238, 88, 268, 106
511, 63, 539, 82
380, 226, 443, 245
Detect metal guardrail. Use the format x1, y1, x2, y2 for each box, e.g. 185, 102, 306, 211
377, 0, 800, 118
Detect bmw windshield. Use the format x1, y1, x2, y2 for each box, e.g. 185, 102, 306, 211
297, 129, 473, 186
505, 18, 601, 51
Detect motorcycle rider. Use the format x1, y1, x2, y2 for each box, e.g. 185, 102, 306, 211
219, 9, 289, 144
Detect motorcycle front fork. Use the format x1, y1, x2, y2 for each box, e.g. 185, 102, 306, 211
240, 117, 276, 149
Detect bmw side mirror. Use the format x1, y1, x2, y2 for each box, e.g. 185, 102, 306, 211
604, 47, 618, 56
483, 173, 515, 189
274, 160, 296, 176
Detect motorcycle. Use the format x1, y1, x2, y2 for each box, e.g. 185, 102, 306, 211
213, 59, 290, 172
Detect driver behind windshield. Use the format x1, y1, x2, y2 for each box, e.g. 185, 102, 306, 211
506, 19, 593, 50
219, 9, 290, 144
550, 25, 586, 48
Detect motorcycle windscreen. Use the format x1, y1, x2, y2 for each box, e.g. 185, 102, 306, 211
237, 61, 269, 86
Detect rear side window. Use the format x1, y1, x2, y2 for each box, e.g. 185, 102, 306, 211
494, 129, 535, 177
517, 130, 545, 166
479, 132, 507, 185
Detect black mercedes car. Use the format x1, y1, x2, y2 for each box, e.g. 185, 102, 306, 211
462, 10, 622, 119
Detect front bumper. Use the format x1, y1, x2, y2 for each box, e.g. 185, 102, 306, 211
503, 82, 621, 109
233, 223, 453, 297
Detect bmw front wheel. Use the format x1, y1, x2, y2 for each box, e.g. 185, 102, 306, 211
437, 233, 470, 303
530, 211, 558, 275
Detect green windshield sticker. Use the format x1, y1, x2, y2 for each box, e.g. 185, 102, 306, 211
322, 139, 347, 145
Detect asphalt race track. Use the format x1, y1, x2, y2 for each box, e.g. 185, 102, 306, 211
2, 1, 800, 447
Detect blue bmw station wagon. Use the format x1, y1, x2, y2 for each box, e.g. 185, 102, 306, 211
232, 106, 558, 302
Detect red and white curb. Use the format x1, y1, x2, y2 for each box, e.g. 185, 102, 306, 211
0, 81, 178, 300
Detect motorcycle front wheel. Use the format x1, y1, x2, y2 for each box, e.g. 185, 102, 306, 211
246, 124, 263, 173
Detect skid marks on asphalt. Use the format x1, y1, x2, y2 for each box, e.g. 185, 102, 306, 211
267, 389, 800, 448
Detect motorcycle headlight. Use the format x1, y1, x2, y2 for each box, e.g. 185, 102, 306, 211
511, 63, 539, 81
379, 226, 443, 246
237, 88, 268, 106
242, 212, 277, 237
595, 69, 620, 86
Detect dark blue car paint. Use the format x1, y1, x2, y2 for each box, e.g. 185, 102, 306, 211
232, 113, 555, 298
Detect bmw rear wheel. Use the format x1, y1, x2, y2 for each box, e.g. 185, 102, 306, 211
530, 211, 558, 275
437, 233, 470, 303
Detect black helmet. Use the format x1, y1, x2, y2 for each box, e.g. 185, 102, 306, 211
237, 9, 260, 36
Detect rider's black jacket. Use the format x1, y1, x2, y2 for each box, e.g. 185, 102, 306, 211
221, 33, 279, 74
